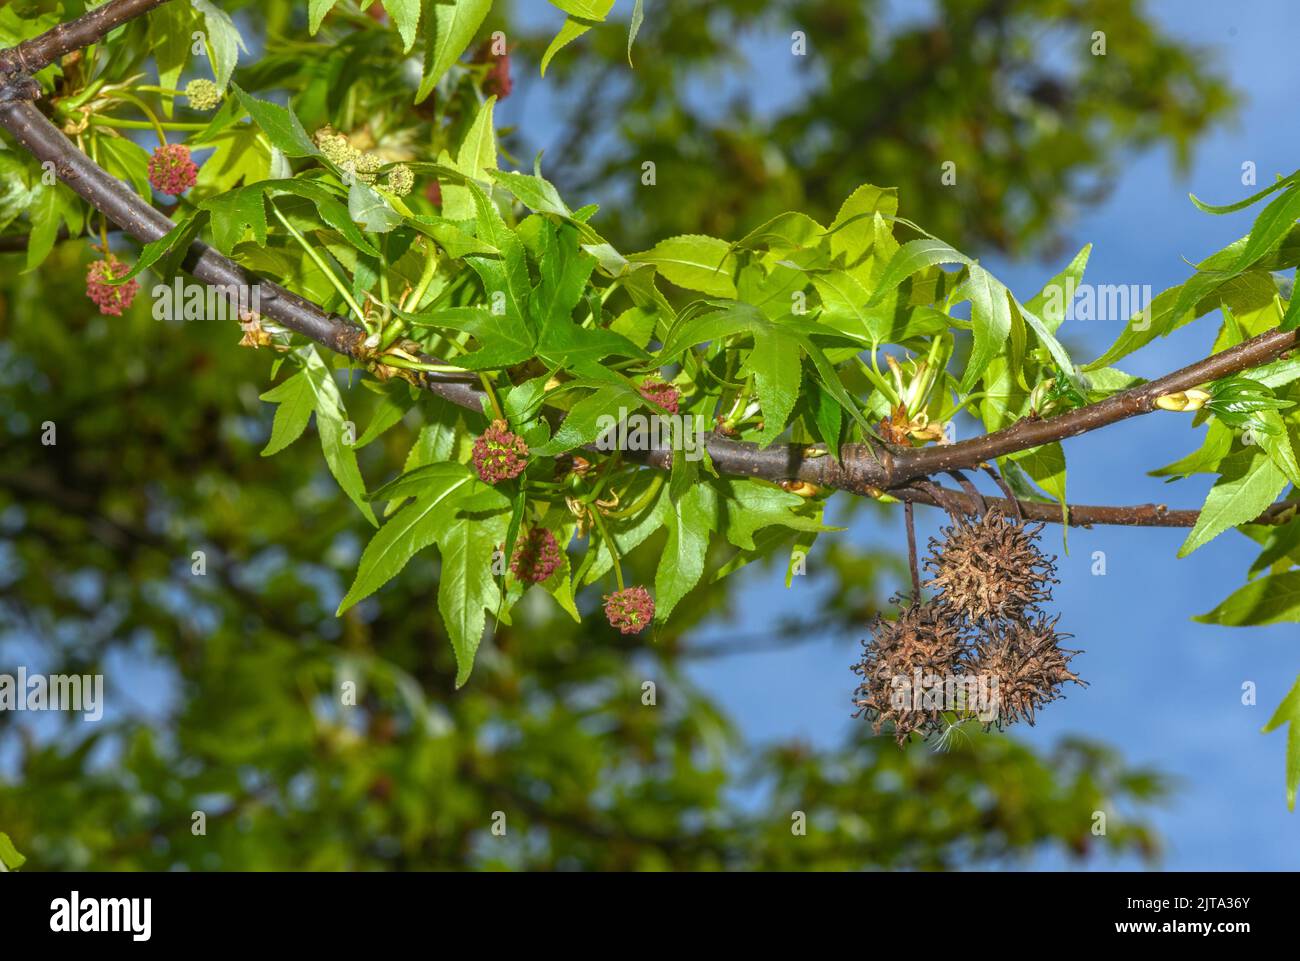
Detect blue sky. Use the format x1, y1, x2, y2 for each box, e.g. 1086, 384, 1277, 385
573, 0, 1298, 870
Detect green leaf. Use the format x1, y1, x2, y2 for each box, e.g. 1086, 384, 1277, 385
24, 183, 81, 272
303, 349, 378, 527
534, 384, 643, 455
1231, 184, 1300, 271
828, 183, 899, 269
867, 238, 971, 307
441, 95, 497, 221
1011, 294, 1077, 379
268, 180, 380, 256
108, 213, 207, 285
490, 168, 571, 217
1149, 420, 1233, 478
629, 234, 737, 298
149, 2, 194, 117
418, 0, 492, 103
812, 270, 883, 343
1255, 413, 1300, 487
549, 0, 612, 18
201, 184, 268, 255
627, 0, 644, 65
0, 832, 26, 871
402, 304, 536, 370
231, 84, 318, 158
719, 479, 829, 551
191, 0, 246, 91
1024, 244, 1091, 334
338, 470, 477, 613
308, 0, 342, 33
384, 0, 422, 51
748, 324, 802, 446
655, 482, 717, 621
437, 509, 509, 686
1009, 442, 1068, 529
1196, 571, 1300, 627
348, 180, 402, 232
1190, 174, 1298, 214
1259, 674, 1300, 810
1282, 292, 1300, 333
541, 12, 602, 75
1178, 450, 1289, 557
259, 370, 316, 456
960, 264, 1013, 392
356, 381, 415, 448
98, 133, 152, 198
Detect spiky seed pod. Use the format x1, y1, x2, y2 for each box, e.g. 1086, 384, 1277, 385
147, 144, 198, 196
852, 598, 971, 745
923, 508, 1057, 623
967, 612, 1085, 729
509, 527, 562, 584
472, 419, 529, 484
85, 257, 140, 316
604, 586, 654, 634
184, 79, 222, 111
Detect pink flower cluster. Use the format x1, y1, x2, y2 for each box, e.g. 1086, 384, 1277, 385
472, 419, 529, 484
603, 586, 655, 634
510, 527, 563, 584
85, 258, 140, 316
638, 378, 680, 414
148, 144, 198, 196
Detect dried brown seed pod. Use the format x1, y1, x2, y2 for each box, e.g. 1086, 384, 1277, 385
923, 508, 1057, 623
967, 612, 1085, 729
852, 598, 970, 745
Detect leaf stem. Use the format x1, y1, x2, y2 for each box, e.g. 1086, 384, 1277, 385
587, 505, 624, 591
269, 201, 369, 330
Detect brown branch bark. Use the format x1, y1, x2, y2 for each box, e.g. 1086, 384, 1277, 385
2, 0, 1296, 532
896, 485, 1296, 529
0, 0, 174, 81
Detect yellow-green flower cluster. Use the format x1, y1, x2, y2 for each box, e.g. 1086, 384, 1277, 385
386, 163, 414, 197
184, 79, 222, 111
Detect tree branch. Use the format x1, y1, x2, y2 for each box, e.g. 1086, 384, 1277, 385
0, 0, 174, 82
2, 0, 1295, 533
896, 485, 1296, 528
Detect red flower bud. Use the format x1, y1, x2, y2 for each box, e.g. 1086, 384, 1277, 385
148, 143, 198, 196
638, 378, 681, 414
84, 257, 140, 316
603, 586, 655, 634
472, 419, 529, 484
510, 527, 563, 584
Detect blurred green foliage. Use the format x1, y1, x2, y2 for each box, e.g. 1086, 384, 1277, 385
511, 0, 1236, 255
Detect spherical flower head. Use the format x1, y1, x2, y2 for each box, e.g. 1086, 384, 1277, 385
509, 527, 563, 584
603, 586, 654, 634
148, 143, 198, 196
85, 257, 140, 316
638, 378, 680, 414
387, 163, 414, 197
475, 40, 513, 99
352, 153, 384, 184
472, 419, 529, 484
315, 128, 361, 168
184, 78, 222, 111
